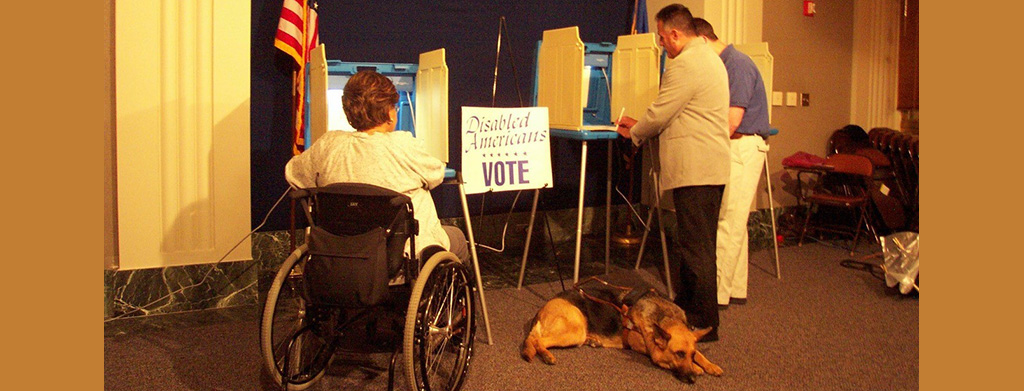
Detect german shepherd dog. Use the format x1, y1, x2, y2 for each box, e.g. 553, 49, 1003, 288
520, 281, 722, 383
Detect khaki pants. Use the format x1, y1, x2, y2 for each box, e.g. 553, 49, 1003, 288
716, 135, 766, 305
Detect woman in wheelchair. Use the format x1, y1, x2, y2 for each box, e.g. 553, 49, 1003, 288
285, 69, 469, 263
264, 70, 476, 391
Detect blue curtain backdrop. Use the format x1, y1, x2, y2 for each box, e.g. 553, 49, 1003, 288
252, 0, 634, 231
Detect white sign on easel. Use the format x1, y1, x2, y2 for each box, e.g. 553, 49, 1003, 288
461, 106, 552, 194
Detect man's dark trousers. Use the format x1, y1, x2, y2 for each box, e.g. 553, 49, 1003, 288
671, 184, 724, 341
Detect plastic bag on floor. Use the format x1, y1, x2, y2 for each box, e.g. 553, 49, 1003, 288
880, 232, 919, 294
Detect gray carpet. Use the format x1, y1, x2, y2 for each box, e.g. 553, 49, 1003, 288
104, 242, 918, 390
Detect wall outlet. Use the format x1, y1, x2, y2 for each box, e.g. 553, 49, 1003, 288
772, 91, 784, 106
800, 93, 810, 106
785, 92, 798, 107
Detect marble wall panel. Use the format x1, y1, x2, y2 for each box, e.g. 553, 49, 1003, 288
106, 259, 257, 319
106, 206, 795, 319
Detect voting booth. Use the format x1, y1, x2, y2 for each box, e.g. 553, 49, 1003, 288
305, 47, 418, 148
325, 61, 418, 134
734, 42, 775, 123
610, 33, 662, 126
518, 27, 670, 291
533, 26, 617, 131
530, 28, 661, 130
307, 48, 450, 164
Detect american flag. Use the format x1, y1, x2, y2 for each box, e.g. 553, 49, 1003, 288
632, 0, 649, 34
275, 0, 319, 155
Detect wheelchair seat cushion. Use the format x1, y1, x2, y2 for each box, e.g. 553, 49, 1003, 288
305, 225, 390, 307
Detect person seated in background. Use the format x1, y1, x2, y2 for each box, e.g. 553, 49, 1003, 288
285, 70, 469, 262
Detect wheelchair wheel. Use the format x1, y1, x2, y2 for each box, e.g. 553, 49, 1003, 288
260, 244, 335, 390
403, 252, 476, 391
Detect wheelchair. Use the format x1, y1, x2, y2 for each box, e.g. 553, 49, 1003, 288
260, 183, 476, 391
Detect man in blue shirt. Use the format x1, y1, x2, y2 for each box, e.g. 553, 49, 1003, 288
693, 18, 771, 308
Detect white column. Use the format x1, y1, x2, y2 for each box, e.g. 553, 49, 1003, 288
720, 0, 745, 44
115, 0, 251, 269
662, 0, 760, 44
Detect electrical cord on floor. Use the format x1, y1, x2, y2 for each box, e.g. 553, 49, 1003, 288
802, 234, 873, 255
613, 186, 648, 231
105, 186, 293, 323
839, 258, 886, 281
475, 189, 523, 253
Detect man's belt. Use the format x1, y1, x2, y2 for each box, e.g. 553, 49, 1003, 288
730, 132, 761, 140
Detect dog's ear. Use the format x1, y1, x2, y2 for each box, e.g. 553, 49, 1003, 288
692, 326, 713, 341
652, 322, 672, 349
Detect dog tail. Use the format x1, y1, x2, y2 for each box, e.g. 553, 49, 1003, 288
521, 314, 541, 362
522, 320, 557, 365
521, 333, 539, 362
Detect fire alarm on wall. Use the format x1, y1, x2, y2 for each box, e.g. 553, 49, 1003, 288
804, 1, 816, 17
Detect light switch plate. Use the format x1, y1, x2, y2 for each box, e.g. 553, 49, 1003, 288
786, 92, 798, 107
772, 91, 783, 106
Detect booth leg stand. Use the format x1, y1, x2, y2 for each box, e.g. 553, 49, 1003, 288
457, 176, 493, 345
764, 149, 781, 279
634, 207, 654, 270
605, 141, 612, 274
651, 174, 674, 300
572, 141, 589, 283
517, 189, 541, 289
633, 171, 674, 300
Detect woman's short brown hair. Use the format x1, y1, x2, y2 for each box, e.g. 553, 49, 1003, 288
342, 70, 399, 131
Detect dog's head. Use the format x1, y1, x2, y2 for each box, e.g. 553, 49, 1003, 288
649, 320, 713, 383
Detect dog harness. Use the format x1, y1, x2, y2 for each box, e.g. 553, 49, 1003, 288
572, 277, 656, 344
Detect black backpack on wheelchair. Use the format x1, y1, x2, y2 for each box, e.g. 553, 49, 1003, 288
260, 183, 476, 391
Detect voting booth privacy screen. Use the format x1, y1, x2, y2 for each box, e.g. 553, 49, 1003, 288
307, 48, 450, 164
325, 61, 417, 134
532, 27, 663, 133
534, 26, 618, 132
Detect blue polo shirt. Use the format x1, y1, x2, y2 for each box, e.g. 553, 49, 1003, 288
720, 44, 770, 137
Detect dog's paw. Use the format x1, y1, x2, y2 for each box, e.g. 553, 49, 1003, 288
538, 352, 556, 365
692, 365, 705, 376
701, 362, 724, 376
